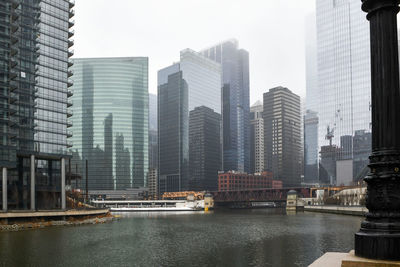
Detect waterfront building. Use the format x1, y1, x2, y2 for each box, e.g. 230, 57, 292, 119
147, 168, 158, 199
0, 0, 74, 211
304, 110, 319, 184
70, 57, 148, 190
158, 50, 221, 194
218, 171, 281, 191
200, 39, 250, 173
312, 0, 371, 185
148, 93, 157, 169
189, 106, 221, 191
158, 64, 188, 194
263, 87, 301, 187
250, 101, 264, 174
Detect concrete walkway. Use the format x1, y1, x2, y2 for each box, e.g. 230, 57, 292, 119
0, 209, 109, 219
305, 205, 367, 216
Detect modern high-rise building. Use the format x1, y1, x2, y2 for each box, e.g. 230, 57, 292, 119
304, 110, 319, 184
0, 0, 74, 211
158, 64, 188, 194
147, 168, 158, 199
70, 57, 149, 190
263, 87, 301, 187
158, 49, 221, 193
148, 93, 157, 169
189, 106, 221, 191
250, 101, 264, 174
305, 13, 319, 113
311, 0, 371, 185
200, 39, 250, 173
149, 93, 157, 131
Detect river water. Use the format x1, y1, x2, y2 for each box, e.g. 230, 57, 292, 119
0, 209, 363, 267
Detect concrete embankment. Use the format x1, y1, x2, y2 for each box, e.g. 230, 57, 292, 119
304, 205, 367, 216
0, 209, 113, 231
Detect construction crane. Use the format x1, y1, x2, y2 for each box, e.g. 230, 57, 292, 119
325, 125, 335, 146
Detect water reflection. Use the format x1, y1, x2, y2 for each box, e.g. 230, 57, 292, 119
0, 209, 362, 267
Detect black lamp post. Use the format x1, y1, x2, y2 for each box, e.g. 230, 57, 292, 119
355, 0, 400, 260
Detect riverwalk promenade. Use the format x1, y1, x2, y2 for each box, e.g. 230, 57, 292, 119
0, 209, 109, 219
304, 205, 367, 216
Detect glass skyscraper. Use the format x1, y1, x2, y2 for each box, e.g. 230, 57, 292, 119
0, 0, 74, 210
304, 110, 319, 184
309, 0, 371, 185
189, 106, 221, 191
158, 64, 188, 193
158, 49, 221, 193
70, 57, 148, 190
200, 39, 250, 173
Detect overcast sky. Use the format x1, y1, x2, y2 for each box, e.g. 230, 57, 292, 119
73, 0, 316, 104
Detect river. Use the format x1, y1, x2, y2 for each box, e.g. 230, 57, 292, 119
0, 209, 363, 267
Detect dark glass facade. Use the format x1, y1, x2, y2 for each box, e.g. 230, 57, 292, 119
201, 39, 250, 173
304, 110, 319, 184
158, 50, 221, 193
158, 65, 188, 193
264, 87, 302, 187
70, 57, 149, 191
0, 0, 74, 211
189, 106, 221, 191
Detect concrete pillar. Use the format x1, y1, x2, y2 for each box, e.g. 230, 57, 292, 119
2, 168, 7, 212
30, 155, 35, 211
61, 158, 66, 210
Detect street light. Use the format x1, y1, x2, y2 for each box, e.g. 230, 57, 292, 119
355, 0, 400, 260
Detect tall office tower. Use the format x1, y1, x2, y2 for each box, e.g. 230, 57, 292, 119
313, 0, 371, 185
148, 93, 157, 169
0, 0, 74, 211
200, 39, 250, 173
250, 101, 264, 174
147, 168, 158, 199
305, 13, 319, 112
70, 57, 148, 190
304, 110, 319, 184
189, 106, 221, 191
149, 93, 157, 131
158, 64, 188, 194
158, 49, 221, 193
263, 87, 301, 187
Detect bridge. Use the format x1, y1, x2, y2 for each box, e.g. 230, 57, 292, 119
160, 186, 353, 204
211, 187, 311, 203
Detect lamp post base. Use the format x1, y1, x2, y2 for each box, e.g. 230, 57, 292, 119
355, 231, 400, 261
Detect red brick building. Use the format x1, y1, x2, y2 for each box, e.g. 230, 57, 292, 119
218, 171, 283, 191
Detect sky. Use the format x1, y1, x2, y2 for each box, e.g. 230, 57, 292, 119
73, 0, 316, 105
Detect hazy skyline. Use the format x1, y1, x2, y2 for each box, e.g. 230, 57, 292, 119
73, 0, 316, 104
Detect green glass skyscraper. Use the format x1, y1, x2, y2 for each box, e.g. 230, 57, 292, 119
70, 57, 148, 190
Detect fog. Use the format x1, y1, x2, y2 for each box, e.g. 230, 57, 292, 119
73, 0, 316, 103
